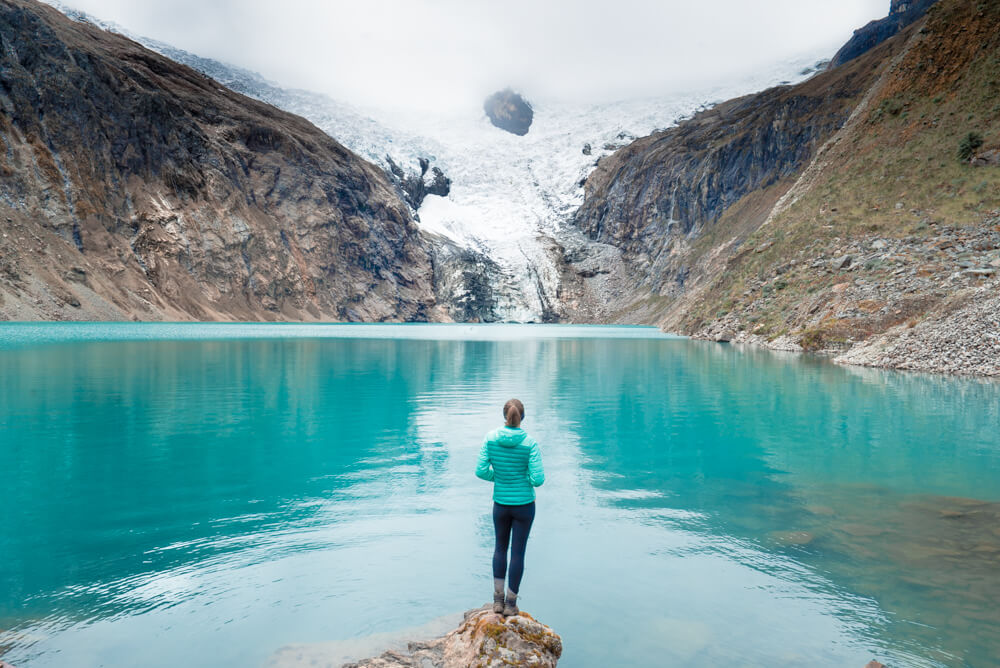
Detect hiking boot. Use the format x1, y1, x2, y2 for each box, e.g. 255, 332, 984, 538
493, 591, 505, 614
502, 596, 519, 617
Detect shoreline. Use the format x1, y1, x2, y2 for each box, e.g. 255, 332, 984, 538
2, 317, 997, 377
687, 275, 1000, 379
690, 331, 1000, 378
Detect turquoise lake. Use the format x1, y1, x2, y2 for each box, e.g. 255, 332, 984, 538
1, 323, 999, 667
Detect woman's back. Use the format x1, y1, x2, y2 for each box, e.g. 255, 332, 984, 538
479, 426, 544, 505
476, 398, 544, 617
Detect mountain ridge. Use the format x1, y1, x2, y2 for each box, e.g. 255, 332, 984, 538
571, 0, 1000, 375
0, 0, 440, 322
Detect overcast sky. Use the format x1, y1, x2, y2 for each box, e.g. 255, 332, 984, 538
51, 0, 889, 111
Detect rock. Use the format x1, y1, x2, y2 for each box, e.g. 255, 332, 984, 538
755, 241, 773, 253
895, 201, 904, 210
581, 143, 592, 156
864, 661, 887, 668
970, 148, 1000, 167
964, 268, 996, 277
832, 255, 853, 270
65, 266, 87, 283
429, 241, 505, 322
871, 239, 887, 250
344, 606, 562, 668
483, 89, 533, 136
385, 155, 452, 210
716, 329, 736, 343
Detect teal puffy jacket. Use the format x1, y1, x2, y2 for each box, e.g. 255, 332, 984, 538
475, 426, 545, 505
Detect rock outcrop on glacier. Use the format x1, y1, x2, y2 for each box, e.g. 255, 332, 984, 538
483, 89, 534, 136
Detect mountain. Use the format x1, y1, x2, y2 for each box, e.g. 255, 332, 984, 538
571, 34, 899, 307
572, 0, 1000, 375
830, 0, 938, 67
18, 1, 829, 325
59, 3, 832, 325
0, 0, 439, 321
8, 0, 994, 375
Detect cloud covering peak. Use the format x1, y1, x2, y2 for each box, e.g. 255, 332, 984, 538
48, 0, 888, 111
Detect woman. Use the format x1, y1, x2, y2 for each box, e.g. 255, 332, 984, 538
475, 398, 545, 617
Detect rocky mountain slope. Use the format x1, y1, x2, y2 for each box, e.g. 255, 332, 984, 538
571, 35, 899, 299
572, 0, 1000, 375
830, 0, 938, 67
0, 0, 439, 321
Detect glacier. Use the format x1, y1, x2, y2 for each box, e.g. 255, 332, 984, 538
45, 1, 832, 322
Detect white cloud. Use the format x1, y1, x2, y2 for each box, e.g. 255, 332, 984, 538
53, 0, 889, 111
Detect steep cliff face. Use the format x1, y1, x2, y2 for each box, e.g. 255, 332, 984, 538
0, 0, 439, 321
829, 0, 938, 67
571, 32, 906, 303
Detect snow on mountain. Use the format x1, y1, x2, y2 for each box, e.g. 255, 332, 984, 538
44, 1, 832, 321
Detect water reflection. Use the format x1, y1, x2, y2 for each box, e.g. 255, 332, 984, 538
549, 339, 1000, 666
1, 327, 998, 667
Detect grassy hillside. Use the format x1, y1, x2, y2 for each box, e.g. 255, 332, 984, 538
669, 0, 1000, 373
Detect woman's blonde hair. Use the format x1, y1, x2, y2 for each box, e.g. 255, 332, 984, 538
503, 398, 524, 428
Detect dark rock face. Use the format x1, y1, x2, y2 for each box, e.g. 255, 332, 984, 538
386, 156, 452, 211
429, 239, 507, 322
0, 0, 439, 322
483, 89, 533, 136
830, 0, 937, 67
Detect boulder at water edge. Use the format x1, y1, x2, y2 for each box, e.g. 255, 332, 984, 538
343, 605, 562, 667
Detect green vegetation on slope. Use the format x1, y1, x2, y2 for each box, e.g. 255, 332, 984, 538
682, 0, 1000, 354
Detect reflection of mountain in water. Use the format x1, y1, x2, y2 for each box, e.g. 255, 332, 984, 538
552, 340, 1000, 667
0, 338, 446, 620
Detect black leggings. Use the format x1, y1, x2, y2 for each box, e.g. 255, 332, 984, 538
492, 501, 535, 594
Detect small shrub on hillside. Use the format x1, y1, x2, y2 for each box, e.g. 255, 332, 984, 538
878, 98, 905, 118
958, 132, 984, 162
799, 329, 825, 352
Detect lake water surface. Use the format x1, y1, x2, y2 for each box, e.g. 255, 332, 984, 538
1, 323, 998, 667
